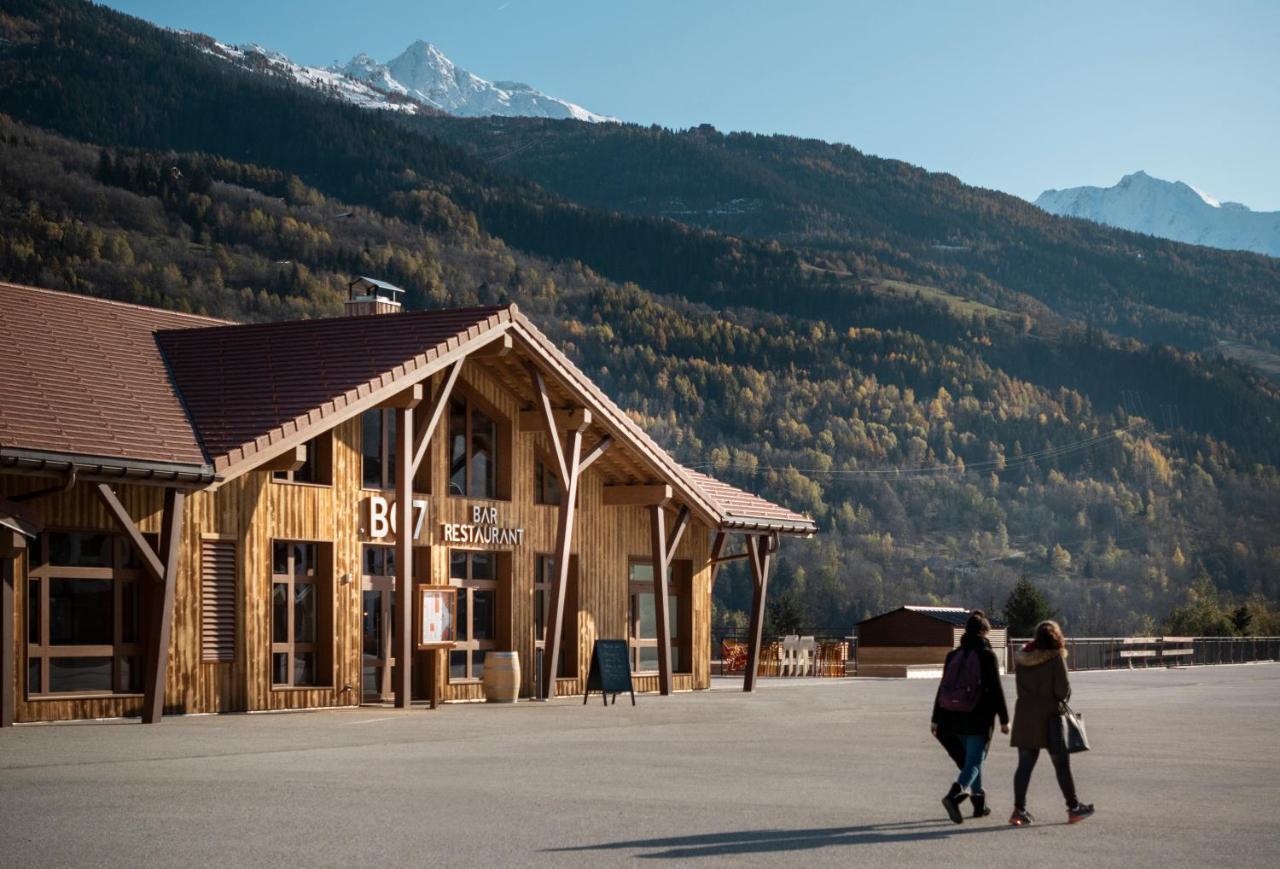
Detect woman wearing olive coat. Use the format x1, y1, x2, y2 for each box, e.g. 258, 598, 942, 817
1008, 620, 1094, 826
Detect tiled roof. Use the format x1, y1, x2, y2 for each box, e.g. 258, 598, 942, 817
0, 282, 223, 468
0, 284, 817, 534
683, 468, 816, 534
157, 306, 510, 470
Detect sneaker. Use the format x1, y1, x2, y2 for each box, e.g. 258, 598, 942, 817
1068, 802, 1095, 824
1008, 808, 1034, 827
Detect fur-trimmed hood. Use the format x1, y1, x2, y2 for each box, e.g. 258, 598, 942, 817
1015, 644, 1067, 668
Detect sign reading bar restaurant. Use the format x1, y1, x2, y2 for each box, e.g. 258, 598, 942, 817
441, 505, 525, 546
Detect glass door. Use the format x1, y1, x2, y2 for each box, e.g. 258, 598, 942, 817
361, 546, 396, 703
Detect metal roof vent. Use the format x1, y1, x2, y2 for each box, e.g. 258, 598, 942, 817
345, 276, 405, 316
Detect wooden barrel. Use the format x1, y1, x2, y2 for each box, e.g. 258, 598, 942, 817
482, 651, 521, 703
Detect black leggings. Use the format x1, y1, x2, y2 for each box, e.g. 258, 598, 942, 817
1013, 748, 1077, 810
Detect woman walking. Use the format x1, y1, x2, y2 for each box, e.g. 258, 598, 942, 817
1008, 620, 1095, 826
932, 610, 1008, 823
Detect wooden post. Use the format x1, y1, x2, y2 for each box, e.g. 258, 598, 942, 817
1, 551, 14, 728
394, 404, 415, 709
649, 504, 672, 696
542, 429, 582, 699
142, 489, 184, 724
743, 533, 773, 693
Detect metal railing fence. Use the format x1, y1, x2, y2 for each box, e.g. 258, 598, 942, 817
1006, 636, 1280, 672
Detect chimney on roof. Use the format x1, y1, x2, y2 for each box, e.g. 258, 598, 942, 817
346, 276, 404, 316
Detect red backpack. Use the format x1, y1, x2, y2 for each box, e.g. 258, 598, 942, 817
938, 649, 983, 712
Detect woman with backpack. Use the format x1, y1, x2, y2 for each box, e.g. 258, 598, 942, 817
1008, 620, 1095, 826
931, 610, 1009, 824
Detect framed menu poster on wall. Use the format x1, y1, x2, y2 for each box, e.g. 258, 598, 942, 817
416, 585, 458, 650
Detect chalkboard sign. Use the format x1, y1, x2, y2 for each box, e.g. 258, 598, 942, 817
584, 639, 635, 706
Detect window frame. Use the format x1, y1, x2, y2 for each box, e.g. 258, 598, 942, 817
447, 390, 509, 501
270, 540, 332, 689
533, 454, 562, 507
627, 558, 692, 676
361, 408, 430, 493
25, 530, 148, 698
448, 549, 499, 683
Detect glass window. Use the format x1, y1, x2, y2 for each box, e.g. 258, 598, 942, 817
449, 396, 500, 499
49, 578, 113, 645
362, 410, 398, 490
25, 531, 146, 696
534, 458, 561, 506
628, 561, 691, 675
47, 532, 112, 568
270, 540, 328, 688
49, 657, 113, 693
449, 550, 503, 682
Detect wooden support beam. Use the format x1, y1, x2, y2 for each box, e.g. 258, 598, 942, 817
378, 383, 423, 409
578, 436, 614, 473
410, 359, 464, 475
96, 484, 164, 582
530, 368, 569, 482
1, 554, 13, 727
650, 504, 674, 696
708, 531, 729, 587
744, 533, 773, 693
542, 429, 584, 700
473, 333, 513, 357
518, 407, 592, 434
142, 488, 184, 724
665, 506, 690, 564
258, 445, 307, 474
0, 496, 42, 536
394, 404, 415, 709
602, 484, 672, 507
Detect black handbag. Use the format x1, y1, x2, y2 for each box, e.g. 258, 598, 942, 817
1049, 702, 1090, 754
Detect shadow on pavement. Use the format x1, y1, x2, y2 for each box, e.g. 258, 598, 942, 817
547, 818, 1014, 859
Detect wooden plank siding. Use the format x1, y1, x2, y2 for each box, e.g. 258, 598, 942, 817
2, 358, 712, 723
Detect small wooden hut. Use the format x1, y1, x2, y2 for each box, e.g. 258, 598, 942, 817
854, 606, 1008, 678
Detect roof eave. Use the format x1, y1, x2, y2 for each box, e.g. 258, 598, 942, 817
0, 447, 216, 488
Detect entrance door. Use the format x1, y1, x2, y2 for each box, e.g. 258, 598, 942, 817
361, 546, 396, 703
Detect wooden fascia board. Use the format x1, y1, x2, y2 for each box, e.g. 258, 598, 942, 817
209, 319, 513, 487
257, 445, 307, 473
377, 383, 424, 409
517, 407, 592, 433
602, 483, 673, 507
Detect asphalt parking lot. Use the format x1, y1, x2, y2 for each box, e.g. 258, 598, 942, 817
2, 663, 1278, 868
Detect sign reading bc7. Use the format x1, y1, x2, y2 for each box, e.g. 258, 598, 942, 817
366, 495, 429, 541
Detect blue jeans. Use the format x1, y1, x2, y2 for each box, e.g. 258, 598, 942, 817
957, 734, 988, 793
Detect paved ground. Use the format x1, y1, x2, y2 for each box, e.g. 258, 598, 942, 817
2, 664, 1279, 868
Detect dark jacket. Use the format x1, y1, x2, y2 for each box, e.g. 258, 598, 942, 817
1010, 643, 1071, 749
931, 634, 1009, 736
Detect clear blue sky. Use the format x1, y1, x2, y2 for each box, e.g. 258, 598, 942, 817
103, 0, 1280, 209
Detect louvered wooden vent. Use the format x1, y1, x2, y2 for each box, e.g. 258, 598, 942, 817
201, 540, 237, 663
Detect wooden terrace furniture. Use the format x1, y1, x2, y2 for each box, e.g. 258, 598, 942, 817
720, 639, 748, 675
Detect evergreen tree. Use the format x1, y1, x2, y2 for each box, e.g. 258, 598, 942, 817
1003, 576, 1056, 637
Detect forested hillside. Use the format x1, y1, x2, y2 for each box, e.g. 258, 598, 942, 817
1, 0, 1278, 635
414, 118, 1280, 357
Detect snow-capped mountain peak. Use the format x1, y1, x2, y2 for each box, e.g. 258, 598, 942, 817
1035, 171, 1279, 257
179, 31, 613, 124
338, 41, 614, 123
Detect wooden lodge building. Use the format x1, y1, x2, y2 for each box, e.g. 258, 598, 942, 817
854, 606, 1008, 678
0, 280, 815, 726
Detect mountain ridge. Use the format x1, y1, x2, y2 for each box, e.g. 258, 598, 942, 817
1036, 171, 1280, 258
181, 31, 612, 122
